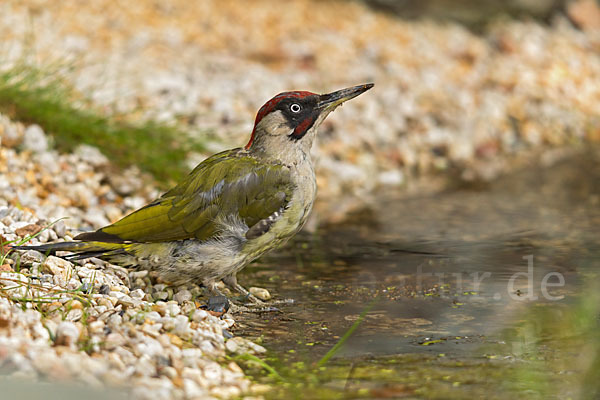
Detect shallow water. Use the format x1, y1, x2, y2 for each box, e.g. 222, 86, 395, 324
236, 148, 600, 399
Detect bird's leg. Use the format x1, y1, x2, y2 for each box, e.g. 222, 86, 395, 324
222, 273, 265, 305
202, 278, 271, 314
203, 276, 281, 313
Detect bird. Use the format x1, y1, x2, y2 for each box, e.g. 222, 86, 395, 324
13, 83, 374, 304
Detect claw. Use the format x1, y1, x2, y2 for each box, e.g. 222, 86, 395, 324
228, 304, 281, 314
243, 293, 266, 306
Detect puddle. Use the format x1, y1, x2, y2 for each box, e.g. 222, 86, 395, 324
234, 149, 600, 398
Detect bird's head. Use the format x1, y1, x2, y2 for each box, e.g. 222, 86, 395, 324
245, 83, 374, 162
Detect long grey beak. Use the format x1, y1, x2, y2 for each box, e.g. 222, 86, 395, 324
317, 83, 374, 111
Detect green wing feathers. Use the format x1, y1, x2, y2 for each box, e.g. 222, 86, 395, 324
76, 149, 293, 243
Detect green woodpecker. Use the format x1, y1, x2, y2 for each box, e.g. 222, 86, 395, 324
14, 83, 374, 301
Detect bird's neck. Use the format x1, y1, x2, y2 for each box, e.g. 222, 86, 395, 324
249, 128, 316, 168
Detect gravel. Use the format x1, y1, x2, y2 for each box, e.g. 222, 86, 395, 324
0, 119, 266, 398
2, 0, 600, 396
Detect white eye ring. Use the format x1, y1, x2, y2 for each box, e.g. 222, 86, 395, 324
290, 103, 301, 113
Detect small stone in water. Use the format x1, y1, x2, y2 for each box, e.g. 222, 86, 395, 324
249, 287, 271, 301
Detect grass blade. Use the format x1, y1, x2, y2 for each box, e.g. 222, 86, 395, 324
317, 297, 378, 368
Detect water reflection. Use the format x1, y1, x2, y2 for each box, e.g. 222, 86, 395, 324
236, 149, 600, 398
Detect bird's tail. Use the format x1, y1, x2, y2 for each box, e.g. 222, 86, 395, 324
11, 241, 132, 261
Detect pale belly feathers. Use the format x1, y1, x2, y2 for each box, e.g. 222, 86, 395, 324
118, 161, 317, 286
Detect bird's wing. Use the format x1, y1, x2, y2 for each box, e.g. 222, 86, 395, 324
75, 149, 293, 243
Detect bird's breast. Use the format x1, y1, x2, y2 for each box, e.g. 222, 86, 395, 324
288, 159, 317, 220
241, 160, 316, 259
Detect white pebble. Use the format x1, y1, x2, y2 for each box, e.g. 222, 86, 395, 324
22, 124, 48, 153
249, 287, 271, 301
55, 321, 80, 347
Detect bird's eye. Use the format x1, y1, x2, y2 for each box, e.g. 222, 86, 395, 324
290, 103, 301, 113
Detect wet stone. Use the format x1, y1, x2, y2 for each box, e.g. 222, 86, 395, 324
249, 287, 271, 301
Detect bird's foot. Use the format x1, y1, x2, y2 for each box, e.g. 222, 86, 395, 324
228, 293, 294, 313
221, 275, 270, 305
202, 295, 230, 317
241, 294, 294, 306
203, 278, 289, 313
228, 303, 281, 314
201, 293, 280, 315
241, 292, 266, 305
270, 298, 295, 305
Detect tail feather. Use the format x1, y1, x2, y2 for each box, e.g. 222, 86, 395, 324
65, 248, 130, 261
11, 241, 131, 262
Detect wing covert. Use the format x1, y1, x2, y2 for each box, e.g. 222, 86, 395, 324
77, 149, 293, 243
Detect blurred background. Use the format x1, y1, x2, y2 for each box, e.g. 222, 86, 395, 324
1, 0, 599, 220
1, 0, 600, 399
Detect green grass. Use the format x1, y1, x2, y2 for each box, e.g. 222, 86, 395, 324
0, 63, 209, 185
230, 298, 379, 398
0, 218, 64, 267
316, 297, 377, 368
